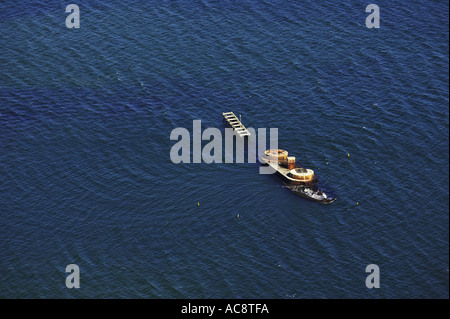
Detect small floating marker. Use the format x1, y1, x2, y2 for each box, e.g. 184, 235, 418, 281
237, 213, 240, 218
197, 202, 200, 206
356, 202, 359, 206
348, 153, 350, 157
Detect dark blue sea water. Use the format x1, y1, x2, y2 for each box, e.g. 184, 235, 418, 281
1, 0, 448, 298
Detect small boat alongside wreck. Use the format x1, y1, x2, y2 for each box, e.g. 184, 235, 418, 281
261, 149, 336, 204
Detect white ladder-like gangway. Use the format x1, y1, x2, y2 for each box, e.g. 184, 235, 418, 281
222, 111, 251, 138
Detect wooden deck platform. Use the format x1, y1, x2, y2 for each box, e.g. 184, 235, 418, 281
222, 111, 251, 138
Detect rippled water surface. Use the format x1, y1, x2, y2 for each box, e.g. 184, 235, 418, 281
1, 1, 448, 298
